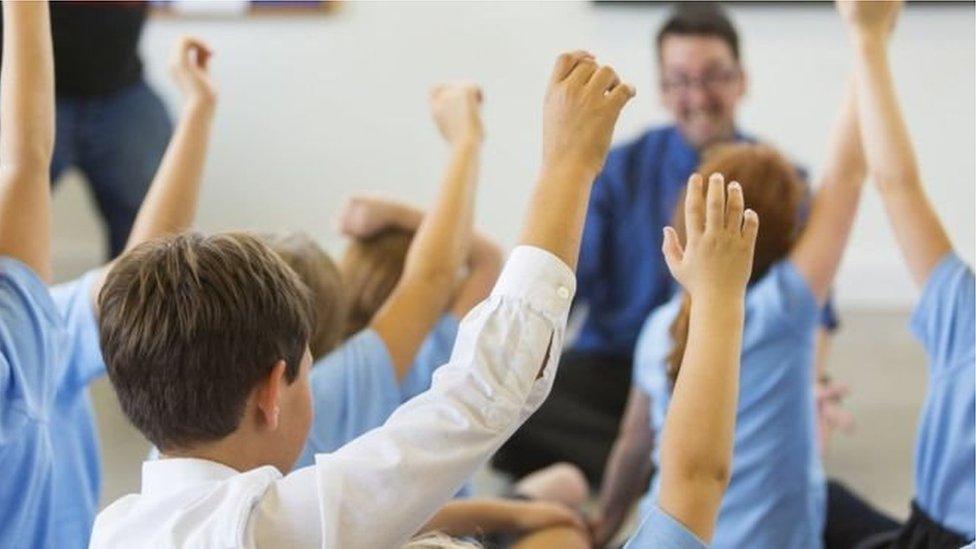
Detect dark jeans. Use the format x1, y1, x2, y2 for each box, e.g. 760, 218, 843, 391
52, 79, 172, 258
491, 349, 633, 487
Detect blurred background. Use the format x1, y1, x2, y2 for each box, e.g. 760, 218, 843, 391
51, 0, 973, 528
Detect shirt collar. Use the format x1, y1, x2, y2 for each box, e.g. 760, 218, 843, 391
142, 457, 241, 496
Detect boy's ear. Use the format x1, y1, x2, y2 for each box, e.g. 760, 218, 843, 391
255, 360, 287, 431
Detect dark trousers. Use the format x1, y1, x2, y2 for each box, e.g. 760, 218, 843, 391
52, 79, 172, 258
491, 349, 633, 487
826, 479, 903, 548
851, 500, 971, 549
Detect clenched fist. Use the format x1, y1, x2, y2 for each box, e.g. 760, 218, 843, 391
542, 50, 635, 176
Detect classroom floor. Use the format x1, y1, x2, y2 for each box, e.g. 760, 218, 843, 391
91, 309, 926, 528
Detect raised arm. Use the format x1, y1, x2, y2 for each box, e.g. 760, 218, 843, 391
337, 196, 503, 320
519, 51, 635, 269
838, 0, 952, 287
655, 174, 757, 542
123, 37, 216, 254
0, 1, 55, 282
90, 37, 217, 304
593, 387, 654, 546
368, 85, 482, 376
788, 80, 866, 303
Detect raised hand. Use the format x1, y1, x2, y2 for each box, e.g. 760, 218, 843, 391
543, 50, 636, 176
662, 173, 759, 300
429, 83, 483, 146
334, 195, 397, 239
837, 0, 902, 38
169, 36, 216, 106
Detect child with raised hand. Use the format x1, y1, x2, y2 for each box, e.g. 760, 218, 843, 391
43, 36, 218, 546
624, 173, 758, 548
839, 1, 974, 546
292, 84, 491, 463
595, 54, 870, 547
0, 1, 60, 546
335, 195, 503, 401
89, 50, 634, 548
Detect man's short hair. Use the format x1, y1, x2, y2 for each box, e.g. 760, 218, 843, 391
262, 231, 347, 362
98, 231, 312, 451
655, 2, 740, 61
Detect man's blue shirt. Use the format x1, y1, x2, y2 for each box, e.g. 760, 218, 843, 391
574, 125, 831, 357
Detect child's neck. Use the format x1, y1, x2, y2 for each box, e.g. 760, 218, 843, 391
164, 431, 275, 474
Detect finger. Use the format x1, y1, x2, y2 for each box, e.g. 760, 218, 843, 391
684, 173, 705, 245
725, 181, 744, 231
550, 50, 595, 84
566, 57, 599, 86
661, 226, 684, 274
742, 208, 759, 244
191, 42, 213, 70
607, 82, 636, 109
705, 172, 726, 233
169, 36, 193, 71
587, 65, 619, 94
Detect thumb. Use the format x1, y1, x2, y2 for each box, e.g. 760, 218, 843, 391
661, 226, 684, 275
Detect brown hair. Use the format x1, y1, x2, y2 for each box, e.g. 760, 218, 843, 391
666, 144, 805, 385
340, 228, 413, 338
656, 2, 740, 62
262, 232, 347, 362
98, 231, 312, 451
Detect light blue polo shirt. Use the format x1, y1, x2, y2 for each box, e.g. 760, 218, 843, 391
48, 269, 108, 547
909, 253, 975, 540
296, 315, 460, 466
625, 505, 706, 549
635, 261, 825, 549
0, 257, 65, 548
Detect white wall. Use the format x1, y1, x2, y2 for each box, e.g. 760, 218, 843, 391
52, 0, 975, 308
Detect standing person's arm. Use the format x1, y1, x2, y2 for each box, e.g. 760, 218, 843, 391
89, 36, 217, 304
368, 85, 483, 377
652, 174, 758, 542
0, 0, 55, 282
838, 0, 952, 288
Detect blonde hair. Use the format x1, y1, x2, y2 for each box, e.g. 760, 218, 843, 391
340, 228, 414, 338
262, 232, 347, 362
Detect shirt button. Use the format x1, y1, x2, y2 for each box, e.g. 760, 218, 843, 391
557, 286, 570, 300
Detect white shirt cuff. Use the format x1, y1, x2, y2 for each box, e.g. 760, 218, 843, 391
491, 246, 576, 323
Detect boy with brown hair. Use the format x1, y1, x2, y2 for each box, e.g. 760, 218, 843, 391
90, 50, 636, 548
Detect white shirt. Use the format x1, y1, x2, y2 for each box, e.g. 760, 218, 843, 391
90, 246, 576, 549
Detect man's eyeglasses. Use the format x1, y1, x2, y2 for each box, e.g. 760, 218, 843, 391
661, 68, 741, 94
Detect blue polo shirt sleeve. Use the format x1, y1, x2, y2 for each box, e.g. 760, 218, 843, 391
745, 261, 820, 340
399, 314, 459, 403
0, 257, 63, 425
50, 269, 107, 390
624, 505, 707, 549
908, 253, 975, 539
910, 254, 975, 374
295, 329, 400, 467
